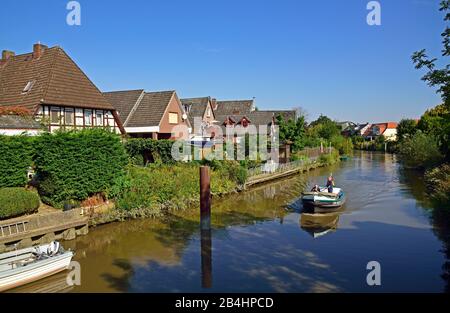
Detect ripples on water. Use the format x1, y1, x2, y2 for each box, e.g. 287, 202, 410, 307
11, 151, 449, 293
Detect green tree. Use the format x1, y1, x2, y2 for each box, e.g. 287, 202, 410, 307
397, 119, 418, 141
412, 0, 450, 110
398, 132, 444, 169
411, 1, 450, 160
277, 114, 306, 152
309, 115, 341, 140
417, 104, 450, 157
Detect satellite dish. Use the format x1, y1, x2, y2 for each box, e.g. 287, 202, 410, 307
182, 113, 188, 120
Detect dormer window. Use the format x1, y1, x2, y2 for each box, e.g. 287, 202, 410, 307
22, 80, 35, 93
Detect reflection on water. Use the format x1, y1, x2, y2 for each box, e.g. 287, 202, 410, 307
49, 151, 449, 292
300, 212, 341, 239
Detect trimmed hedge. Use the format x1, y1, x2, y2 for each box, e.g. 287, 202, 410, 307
0, 188, 40, 219
0, 135, 34, 188
33, 129, 129, 208
124, 138, 176, 165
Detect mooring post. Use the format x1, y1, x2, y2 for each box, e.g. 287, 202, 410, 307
200, 166, 211, 230
201, 228, 212, 288
199, 166, 212, 288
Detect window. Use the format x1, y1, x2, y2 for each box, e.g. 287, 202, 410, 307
85, 110, 92, 126
22, 80, 35, 93
96, 112, 103, 126
50, 108, 60, 124
65, 108, 74, 125
169, 112, 178, 124
105, 113, 110, 126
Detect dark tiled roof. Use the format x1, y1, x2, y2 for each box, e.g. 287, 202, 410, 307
0, 114, 41, 129
248, 110, 296, 126
214, 100, 254, 116
180, 97, 210, 126
126, 91, 175, 127
103, 89, 144, 124
213, 110, 296, 135
0, 46, 114, 111
215, 110, 296, 126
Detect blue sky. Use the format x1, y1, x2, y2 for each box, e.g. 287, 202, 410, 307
0, 0, 446, 122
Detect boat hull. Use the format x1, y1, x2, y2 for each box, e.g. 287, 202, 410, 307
0, 251, 73, 292
302, 190, 346, 212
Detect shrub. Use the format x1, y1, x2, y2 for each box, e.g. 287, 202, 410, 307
0, 135, 34, 188
330, 135, 354, 155
425, 163, 450, 204
115, 163, 240, 213
124, 138, 176, 165
0, 188, 40, 219
397, 132, 443, 169
319, 149, 340, 165
33, 129, 128, 208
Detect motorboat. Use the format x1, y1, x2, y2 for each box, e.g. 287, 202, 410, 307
301, 187, 346, 212
0, 241, 73, 292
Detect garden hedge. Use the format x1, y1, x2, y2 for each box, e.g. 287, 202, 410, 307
0, 187, 40, 219
0, 135, 34, 188
124, 138, 176, 165
33, 129, 129, 208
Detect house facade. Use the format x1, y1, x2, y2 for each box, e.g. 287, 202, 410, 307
363, 122, 398, 141
104, 89, 190, 139
0, 114, 42, 136
180, 97, 216, 139
0, 44, 124, 134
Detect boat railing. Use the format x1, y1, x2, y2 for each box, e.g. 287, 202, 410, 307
0, 221, 28, 238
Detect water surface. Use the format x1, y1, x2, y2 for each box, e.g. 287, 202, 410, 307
18, 151, 450, 292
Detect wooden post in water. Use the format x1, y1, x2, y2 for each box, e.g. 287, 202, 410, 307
201, 228, 212, 288
200, 166, 211, 230
199, 166, 212, 288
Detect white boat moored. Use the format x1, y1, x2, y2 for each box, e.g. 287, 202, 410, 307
0, 241, 73, 292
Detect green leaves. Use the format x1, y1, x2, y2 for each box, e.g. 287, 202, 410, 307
33, 129, 128, 208
412, 1, 450, 110
398, 132, 444, 169
0, 135, 34, 188
0, 188, 40, 219
124, 138, 176, 165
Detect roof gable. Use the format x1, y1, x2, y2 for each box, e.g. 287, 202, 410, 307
126, 90, 175, 127
215, 100, 254, 116
181, 96, 215, 125
0, 46, 114, 111
103, 89, 144, 124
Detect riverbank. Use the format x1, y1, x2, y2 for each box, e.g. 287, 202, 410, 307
47, 151, 449, 293
0, 149, 340, 250
88, 153, 339, 227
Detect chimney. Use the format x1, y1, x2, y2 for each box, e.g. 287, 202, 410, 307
2, 50, 15, 60
33, 43, 48, 59
211, 98, 217, 111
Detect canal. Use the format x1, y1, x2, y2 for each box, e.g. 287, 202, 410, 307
15, 151, 450, 292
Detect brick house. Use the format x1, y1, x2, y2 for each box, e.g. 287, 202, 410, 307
0, 43, 124, 134
104, 89, 191, 139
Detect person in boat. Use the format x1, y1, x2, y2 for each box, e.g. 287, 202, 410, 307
311, 184, 321, 192
326, 175, 335, 193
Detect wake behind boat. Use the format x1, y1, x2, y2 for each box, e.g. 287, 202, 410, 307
301, 187, 346, 212
0, 241, 73, 292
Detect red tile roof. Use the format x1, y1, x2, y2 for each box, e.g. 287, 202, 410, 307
0, 45, 114, 112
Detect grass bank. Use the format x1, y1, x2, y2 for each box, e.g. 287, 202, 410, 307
90, 153, 340, 226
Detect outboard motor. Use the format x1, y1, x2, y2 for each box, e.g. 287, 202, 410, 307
47, 241, 60, 256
